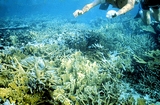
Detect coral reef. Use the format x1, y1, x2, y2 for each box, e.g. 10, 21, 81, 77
130, 49, 160, 101
0, 16, 159, 105
0, 45, 123, 104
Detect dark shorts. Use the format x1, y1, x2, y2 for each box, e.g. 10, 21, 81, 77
141, 0, 160, 10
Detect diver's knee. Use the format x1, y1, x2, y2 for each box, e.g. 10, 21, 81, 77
144, 19, 152, 25
155, 14, 160, 22
151, 8, 160, 22
153, 14, 160, 22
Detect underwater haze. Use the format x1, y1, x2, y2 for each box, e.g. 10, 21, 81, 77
0, 0, 160, 105
0, 0, 78, 17
0, 0, 139, 21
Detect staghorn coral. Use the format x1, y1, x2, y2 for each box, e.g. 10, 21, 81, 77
128, 49, 160, 101
144, 49, 160, 71
0, 47, 124, 104
52, 51, 124, 105
133, 49, 160, 72
0, 16, 159, 105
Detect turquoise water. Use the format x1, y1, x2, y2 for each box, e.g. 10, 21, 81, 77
0, 0, 139, 22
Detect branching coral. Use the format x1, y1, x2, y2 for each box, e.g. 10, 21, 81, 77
129, 49, 160, 101
0, 55, 44, 104
52, 51, 124, 104
0, 16, 159, 105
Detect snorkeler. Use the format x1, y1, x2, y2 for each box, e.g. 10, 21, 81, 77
73, 0, 136, 19
139, 0, 160, 25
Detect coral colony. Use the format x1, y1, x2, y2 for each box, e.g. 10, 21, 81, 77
0, 16, 160, 105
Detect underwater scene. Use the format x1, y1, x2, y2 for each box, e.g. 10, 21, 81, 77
0, 0, 160, 105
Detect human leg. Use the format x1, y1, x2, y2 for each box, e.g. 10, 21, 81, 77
139, 9, 151, 25
151, 7, 160, 22
140, 1, 151, 25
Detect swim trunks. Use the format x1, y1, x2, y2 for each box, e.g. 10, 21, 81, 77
141, 0, 160, 10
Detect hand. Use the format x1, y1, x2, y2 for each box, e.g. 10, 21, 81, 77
73, 10, 84, 18
106, 10, 118, 19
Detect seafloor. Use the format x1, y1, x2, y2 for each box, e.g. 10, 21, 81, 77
0, 15, 160, 105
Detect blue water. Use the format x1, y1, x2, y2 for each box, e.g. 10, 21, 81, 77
0, 0, 139, 23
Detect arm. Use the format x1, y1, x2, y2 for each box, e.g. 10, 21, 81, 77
106, 0, 135, 18
81, 0, 101, 14
117, 0, 135, 16
73, 0, 102, 17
